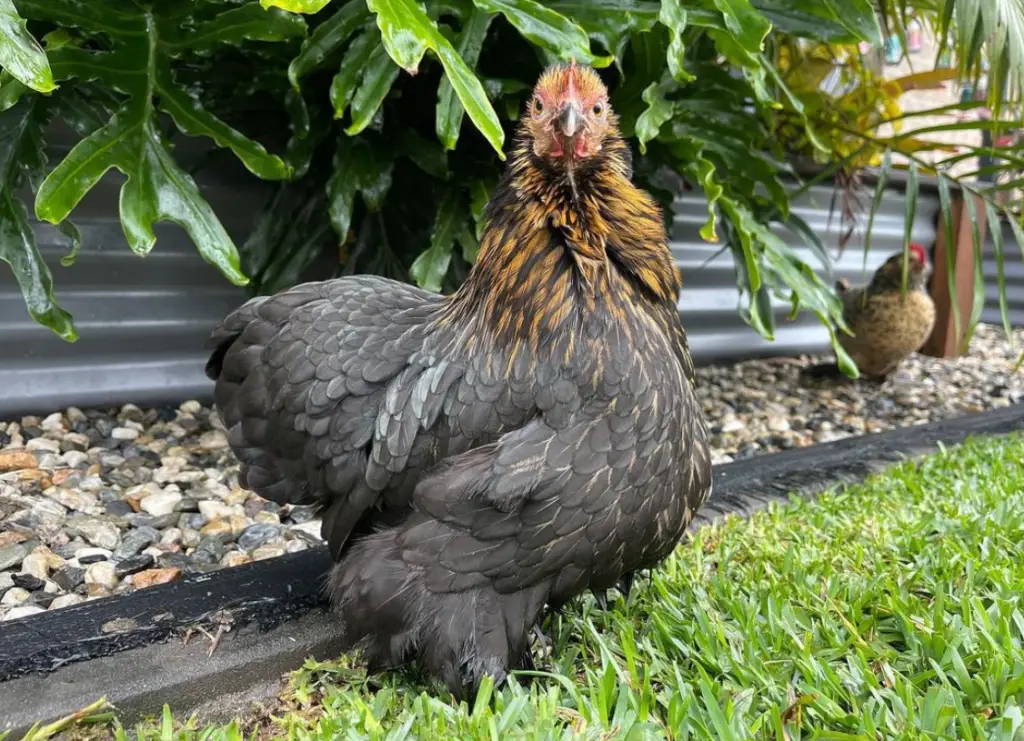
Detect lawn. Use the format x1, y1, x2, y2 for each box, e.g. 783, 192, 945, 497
36, 433, 1024, 740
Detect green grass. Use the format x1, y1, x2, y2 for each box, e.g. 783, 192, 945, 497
66, 434, 1024, 740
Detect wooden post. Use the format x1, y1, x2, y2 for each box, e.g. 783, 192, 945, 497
921, 191, 987, 358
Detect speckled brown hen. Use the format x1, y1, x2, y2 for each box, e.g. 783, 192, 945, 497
204, 62, 712, 698
803, 243, 936, 382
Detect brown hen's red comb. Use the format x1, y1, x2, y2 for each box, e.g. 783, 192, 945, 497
909, 242, 926, 263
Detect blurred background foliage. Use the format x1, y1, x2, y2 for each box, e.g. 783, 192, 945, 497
0, 0, 1021, 370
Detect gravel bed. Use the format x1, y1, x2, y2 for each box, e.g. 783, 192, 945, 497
0, 323, 1021, 619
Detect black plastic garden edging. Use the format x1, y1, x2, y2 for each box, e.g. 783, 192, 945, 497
2, 402, 1023, 734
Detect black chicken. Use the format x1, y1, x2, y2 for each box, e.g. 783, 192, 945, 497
205, 61, 713, 697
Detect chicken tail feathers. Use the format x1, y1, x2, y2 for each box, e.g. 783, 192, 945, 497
330, 526, 549, 701
203, 296, 271, 381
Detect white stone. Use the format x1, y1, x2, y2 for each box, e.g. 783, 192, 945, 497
72, 519, 119, 550
50, 594, 85, 610
289, 521, 323, 540
199, 430, 229, 450
84, 561, 118, 591
1, 587, 30, 605
721, 418, 745, 433
62, 450, 90, 468
20, 553, 51, 580
111, 427, 140, 441
26, 438, 60, 453
140, 491, 182, 517
198, 500, 235, 521
74, 547, 113, 563
3, 605, 45, 621
40, 413, 66, 432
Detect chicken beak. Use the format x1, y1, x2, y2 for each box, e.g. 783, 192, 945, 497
557, 101, 583, 139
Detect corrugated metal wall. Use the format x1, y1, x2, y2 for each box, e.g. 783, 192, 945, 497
0, 129, 258, 417
982, 219, 1024, 328
675, 181, 940, 363
0, 145, 937, 416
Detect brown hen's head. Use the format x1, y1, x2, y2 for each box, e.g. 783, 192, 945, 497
524, 60, 614, 167
872, 242, 931, 291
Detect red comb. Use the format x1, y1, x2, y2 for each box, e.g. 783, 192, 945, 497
909, 242, 926, 262
567, 58, 577, 97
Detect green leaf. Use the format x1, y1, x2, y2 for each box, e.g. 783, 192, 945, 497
14, 0, 306, 284
471, 0, 611, 67
289, 0, 371, 89
901, 160, 919, 294
368, 0, 505, 156
344, 37, 400, 134
985, 200, 1012, 340
395, 128, 449, 179
546, 1, 658, 64
156, 67, 291, 180
753, 0, 881, 45
0, 72, 29, 113
330, 29, 379, 120
164, 4, 307, 53
436, 9, 492, 151
410, 189, 463, 292
786, 211, 833, 278
0, 0, 55, 93
326, 135, 394, 240
469, 177, 493, 239
960, 192, 985, 354
35, 94, 247, 284
244, 176, 335, 295
635, 75, 674, 154
823, 0, 882, 45
689, 155, 723, 243
862, 151, 891, 275
720, 198, 762, 293
0, 97, 75, 340
659, 0, 693, 82
710, 0, 771, 54
260, 0, 332, 13
936, 176, 960, 344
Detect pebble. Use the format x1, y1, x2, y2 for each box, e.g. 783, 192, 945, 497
114, 554, 155, 578
44, 488, 100, 514
133, 568, 181, 589
85, 561, 119, 592
76, 547, 112, 564
198, 501, 235, 521
237, 523, 281, 551
52, 565, 85, 591
3, 605, 45, 620
68, 518, 120, 550
113, 527, 159, 560
50, 594, 85, 610
11, 572, 44, 591
1, 587, 30, 605
0, 543, 32, 570
26, 438, 60, 453
0, 324, 1020, 604
139, 491, 182, 517
220, 552, 252, 568
0, 451, 37, 472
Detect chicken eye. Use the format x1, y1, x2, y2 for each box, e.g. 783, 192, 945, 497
533, 98, 544, 116
593, 102, 604, 116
